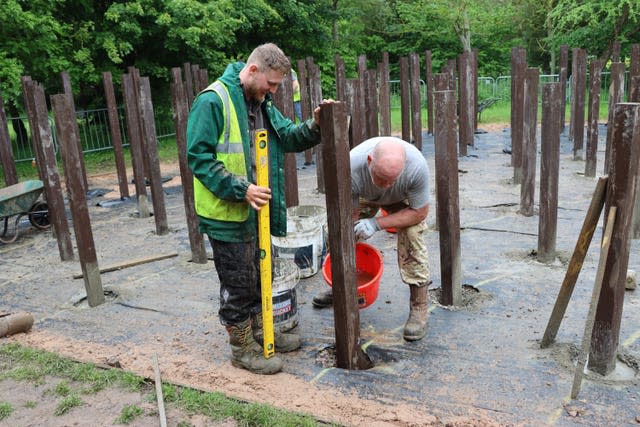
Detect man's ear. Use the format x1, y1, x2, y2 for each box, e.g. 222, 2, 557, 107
367, 154, 372, 166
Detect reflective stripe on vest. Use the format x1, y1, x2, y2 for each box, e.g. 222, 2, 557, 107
193, 81, 249, 222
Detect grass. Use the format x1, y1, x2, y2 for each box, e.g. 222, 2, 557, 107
0, 343, 332, 426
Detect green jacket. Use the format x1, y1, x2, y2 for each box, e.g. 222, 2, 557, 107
186, 62, 321, 242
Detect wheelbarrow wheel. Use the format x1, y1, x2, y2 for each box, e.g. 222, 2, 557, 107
29, 201, 51, 230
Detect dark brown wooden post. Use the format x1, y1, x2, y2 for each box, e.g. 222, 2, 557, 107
344, 79, 361, 148
183, 62, 194, 108
308, 60, 325, 194
511, 48, 526, 182
399, 57, 411, 143
472, 48, 479, 131
171, 68, 207, 264
21, 76, 46, 181
559, 45, 569, 132
631, 76, 640, 103
121, 73, 150, 218
102, 72, 129, 199
24, 81, 74, 260
589, 102, 640, 375
611, 41, 621, 62
521, 67, 539, 217
272, 71, 299, 208
60, 71, 89, 192
51, 94, 104, 306
447, 59, 457, 93
334, 54, 346, 101
409, 52, 422, 150
631, 44, 640, 81
0, 95, 18, 186
458, 51, 472, 155
569, 48, 579, 140
190, 64, 201, 92
365, 69, 379, 139
434, 83, 462, 306
425, 50, 434, 135
129, 67, 151, 181
379, 52, 391, 136
138, 77, 168, 235
357, 55, 368, 143
320, 101, 369, 370
538, 83, 562, 263
297, 59, 313, 166
585, 60, 602, 177
199, 69, 209, 91
432, 73, 452, 231
572, 49, 587, 160
604, 63, 625, 173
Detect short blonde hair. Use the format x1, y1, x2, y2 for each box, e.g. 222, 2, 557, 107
246, 43, 291, 74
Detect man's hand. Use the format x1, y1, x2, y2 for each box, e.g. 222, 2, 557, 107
245, 183, 271, 210
313, 99, 337, 127
354, 218, 380, 241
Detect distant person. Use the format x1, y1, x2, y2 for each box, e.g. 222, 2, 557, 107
312, 137, 432, 341
291, 69, 302, 122
187, 43, 334, 374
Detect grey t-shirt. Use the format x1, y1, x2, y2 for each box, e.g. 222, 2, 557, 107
351, 137, 430, 209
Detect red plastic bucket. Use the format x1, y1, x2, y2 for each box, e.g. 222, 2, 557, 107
380, 208, 397, 233
322, 242, 384, 309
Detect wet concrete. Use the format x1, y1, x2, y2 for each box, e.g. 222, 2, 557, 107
0, 125, 639, 425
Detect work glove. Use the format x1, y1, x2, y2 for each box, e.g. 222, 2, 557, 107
354, 218, 380, 241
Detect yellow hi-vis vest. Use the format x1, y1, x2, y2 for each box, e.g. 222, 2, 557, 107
193, 81, 249, 222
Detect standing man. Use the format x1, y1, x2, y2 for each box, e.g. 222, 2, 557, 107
187, 43, 330, 374
313, 137, 432, 342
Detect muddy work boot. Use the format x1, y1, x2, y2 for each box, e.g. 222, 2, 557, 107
403, 284, 429, 341
312, 290, 333, 308
226, 319, 283, 374
252, 314, 301, 353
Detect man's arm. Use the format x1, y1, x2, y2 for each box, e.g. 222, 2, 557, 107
374, 204, 429, 230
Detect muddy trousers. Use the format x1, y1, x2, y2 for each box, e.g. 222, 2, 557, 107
209, 238, 261, 326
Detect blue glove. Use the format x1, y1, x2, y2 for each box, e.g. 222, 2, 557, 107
354, 218, 380, 241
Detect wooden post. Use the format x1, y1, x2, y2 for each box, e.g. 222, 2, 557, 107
520, 67, 539, 217
472, 48, 479, 131
432, 73, 451, 231
585, 60, 602, 177
102, 72, 130, 199
183, 62, 194, 108
569, 48, 578, 140
540, 177, 608, 348
24, 81, 74, 261
296, 60, 313, 166
319, 102, 369, 370
199, 69, 209, 91
511, 47, 526, 182
121, 73, 150, 218
400, 57, 411, 143
631, 44, 640, 81
60, 71, 89, 192
21, 76, 46, 182
572, 49, 587, 160
631, 76, 640, 103
379, 52, 391, 136
138, 77, 168, 235
559, 45, 569, 132
604, 63, 625, 173
458, 51, 472, 155
537, 83, 561, 263
334, 54, 346, 102
365, 69, 379, 139
51, 93, 104, 307
345, 79, 362, 148
357, 55, 368, 142
409, 52, 422, 150
170, 68, 207, 264
190, 64, 201, 92
272, 71, 299, 207
434, 84, 462, 306
589, 103, 640, 375
425, 50, 434, 135
0, 95, 19, 186
611, 41, 621, 62
307, 60, 325, 194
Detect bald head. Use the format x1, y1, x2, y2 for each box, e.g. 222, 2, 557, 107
368, 139, 406, 188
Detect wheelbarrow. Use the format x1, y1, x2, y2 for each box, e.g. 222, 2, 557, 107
0, 180, 51, 244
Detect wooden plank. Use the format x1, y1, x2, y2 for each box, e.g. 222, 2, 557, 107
604, 63, 625, 173
170, 68, 207, 264
572, 49, 587, 160
379, 52, 391, 136
458, 51, 472, 155
409, 52, 422, 150
334, 54, 346, 102
153, 354, 168, 427
511, 47, 526, 181
320, 101, 368, 370
297, 59, 313, 166
102, 71, 130, 199
589, 102, 640, 375
307, 59, 324, 194
357, 55, 368, 142
569, 48, 578, 140
585, 60, 602, 177
538, 83, 562, 263
520, 67, 539, 217
631, 44, 640, 80
472, 49, 479, 131
182, 62, 194, 109
540, 176, 608, 348
425, 50, 434, 135
365, 69, 379, 139
52, 93, 104, 307
559, 45, 569, 132
21, 76, 46, 182
272, 70, 299, 207
434, 85, 462, 306
399, 57, 411, 143
0, 95, 18, 186
73, 252, 178, 279
344, 79, 360, 148
61, 71, 89, 192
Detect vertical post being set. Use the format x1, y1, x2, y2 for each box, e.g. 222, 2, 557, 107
604, 63, 626, 173
51, 94, 105, 307
170, 68, 207, 264
520, 67, 539, 217
434, 77, 462, 307
537, 83, 562, 263
409, 52, 422, 150
559, 45, 569, 132
425, 50, 434, 135
572, 49, 587, 160
320, 102, 369, 370
23, 80, 74, 261
379, 52, 391, 136
102, 71, 130, 199
585, 60, 602, 178
0, 95, 18, 186
511, 47, 526, 182
458, 51, 473, 155
399, 57, 411, 143
589, 103, 640, 375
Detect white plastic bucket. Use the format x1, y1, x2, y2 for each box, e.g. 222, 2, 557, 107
272, 258, 300, 332
272, 205, 327, 278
